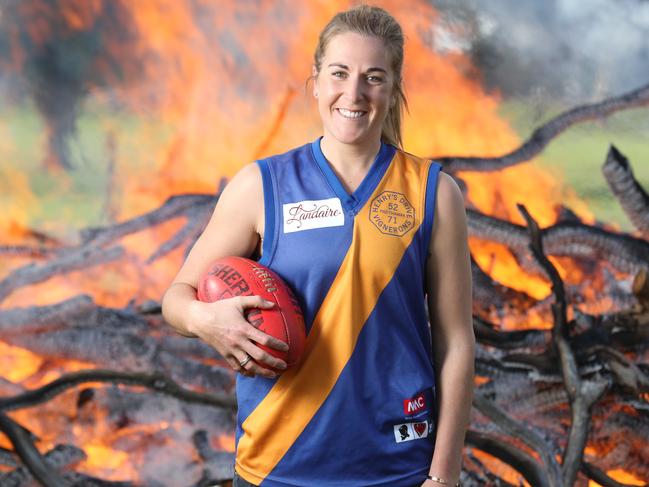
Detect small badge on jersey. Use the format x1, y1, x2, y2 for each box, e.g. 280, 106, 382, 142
403, 392, 427, 416
393, 421, 429, 443
283, 197, 345, 233
369, 191, 415, 237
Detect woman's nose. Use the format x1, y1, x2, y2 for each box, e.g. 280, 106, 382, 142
343, 77, 364, 102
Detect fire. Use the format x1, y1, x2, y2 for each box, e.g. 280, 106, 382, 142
214, 433, 236, 453
2, 0, 593, 307
471, 450, 530, 486
590, 470, 647, 487
0, 341, 44, 383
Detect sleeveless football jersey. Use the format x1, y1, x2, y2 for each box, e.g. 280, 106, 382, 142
235, 138, 442, 487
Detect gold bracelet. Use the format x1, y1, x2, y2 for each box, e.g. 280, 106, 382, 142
427, 474, 460, 487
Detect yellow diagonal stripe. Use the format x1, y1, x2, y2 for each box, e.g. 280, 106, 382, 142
236, 152, 431, 484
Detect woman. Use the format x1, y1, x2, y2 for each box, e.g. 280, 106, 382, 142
162, 5, 474, 487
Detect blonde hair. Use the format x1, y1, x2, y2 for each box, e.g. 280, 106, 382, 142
313, 5, 407, 148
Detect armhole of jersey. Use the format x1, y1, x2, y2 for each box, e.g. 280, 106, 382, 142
256, 158, 277, 266
422, 161, 442, 257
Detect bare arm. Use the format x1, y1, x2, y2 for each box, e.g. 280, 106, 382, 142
161, 163, 288, 377
424, 172, 475, 486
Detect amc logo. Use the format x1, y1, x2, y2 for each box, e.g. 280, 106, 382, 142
403, 393, 426, 415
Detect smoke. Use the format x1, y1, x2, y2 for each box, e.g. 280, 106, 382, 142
430, 0, 649, 102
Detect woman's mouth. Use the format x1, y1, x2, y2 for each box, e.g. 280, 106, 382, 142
336, 108, 367, 119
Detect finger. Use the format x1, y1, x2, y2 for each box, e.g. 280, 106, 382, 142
237, 295, 275, 310
247, 360, 279, 379
225, 355, 246, 375
236, 352, 257, 378
242, 341, 287, 371
246, 326, 289, 352
233, 348, 276, 378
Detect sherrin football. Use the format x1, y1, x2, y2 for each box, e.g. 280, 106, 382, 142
197, 256, 306, 368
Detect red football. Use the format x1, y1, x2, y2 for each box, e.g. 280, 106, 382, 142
197, 256, 306, 368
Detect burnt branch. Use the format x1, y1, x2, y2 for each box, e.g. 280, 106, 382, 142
145, 207, 211, 264
80, 194, 216, 247
0, 446, 19, 468
7, 326, 232, 392
0, 369, 236, 413
0, 444, 87, 487
468, 208, 649, 275
462, 450, 518, 487
473, 392, 562, 485
471, 257, 540, 316
438, 81, 649, 172
602, 145, 649, 236
581, 461, 646, 487
0, 245, 124, 304
0, 295, 96, 335
0, 412, 71, 487
473, 316, 548, 350
0, 245, 56, 259
518, 204, 611, 486
0, 194, 217, 305
464, 429, 551, 487
591, 346, 649, 393
191, 430, 235, 485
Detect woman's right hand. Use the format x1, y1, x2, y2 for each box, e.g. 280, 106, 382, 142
187, 295, 289, 378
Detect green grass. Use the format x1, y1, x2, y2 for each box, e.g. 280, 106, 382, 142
1, 100, 174, 242
498, 100, 649, 231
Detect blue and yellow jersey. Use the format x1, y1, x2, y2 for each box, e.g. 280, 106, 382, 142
235, 138, 442, 487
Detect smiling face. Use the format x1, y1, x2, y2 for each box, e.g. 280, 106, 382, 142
314, 32, 395, 149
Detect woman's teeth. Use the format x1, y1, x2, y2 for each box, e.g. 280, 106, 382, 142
338, 108, 365, 119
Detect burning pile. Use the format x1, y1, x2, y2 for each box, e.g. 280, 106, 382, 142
0, 1, 648, 486
1, 85, 648, 486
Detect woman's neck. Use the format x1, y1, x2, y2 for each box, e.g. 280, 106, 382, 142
319, 135, 383, 194
320, 135, 382, 173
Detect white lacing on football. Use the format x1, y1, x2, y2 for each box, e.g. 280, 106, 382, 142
253, 267, 278, 292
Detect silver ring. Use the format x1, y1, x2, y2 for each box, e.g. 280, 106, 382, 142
239, 354, 252, 367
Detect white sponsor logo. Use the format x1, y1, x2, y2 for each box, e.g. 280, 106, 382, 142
283, 198, 344, 233
393, 421, 429, 443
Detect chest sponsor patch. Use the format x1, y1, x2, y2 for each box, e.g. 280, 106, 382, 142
283, 197, 345, 233
403, 393, 427, 416
393, 421, 430, 443
369, 191, 415, 237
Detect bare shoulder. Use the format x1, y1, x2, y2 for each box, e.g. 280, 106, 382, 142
433, 172, 467, 234
220, 162, 263, 204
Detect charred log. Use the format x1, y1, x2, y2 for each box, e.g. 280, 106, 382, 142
192, 430, 235, 487
0, 412, 71, 486
437, 81, 649, 172
0, 369, 236, 413
468, 208, 649, 275
471, 258, 539, 316
518, 204, 610, 486
602, 145, 649, 236
473, 391, 562, 484
0, 245, 124, 304
80, 194, 215, 247
473, 316, 547, 350
464, 430, 552, 487
581, 461, 644, 487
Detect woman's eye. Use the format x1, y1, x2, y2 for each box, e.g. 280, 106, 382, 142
332, 71, 346, 78
367, 75, 384, 83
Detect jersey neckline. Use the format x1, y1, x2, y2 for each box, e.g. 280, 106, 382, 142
310, 137, 396, 213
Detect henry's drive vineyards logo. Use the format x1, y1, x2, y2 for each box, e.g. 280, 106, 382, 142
283, 198, 344, 233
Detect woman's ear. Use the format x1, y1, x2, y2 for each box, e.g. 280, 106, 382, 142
312, 65, 319, 98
